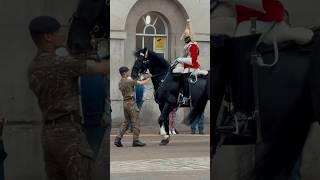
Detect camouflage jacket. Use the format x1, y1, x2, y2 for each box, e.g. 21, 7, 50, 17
28, 50, 93, 122
119, 77, 137, 100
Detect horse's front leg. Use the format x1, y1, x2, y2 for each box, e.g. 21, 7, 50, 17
158, 103, 173, 145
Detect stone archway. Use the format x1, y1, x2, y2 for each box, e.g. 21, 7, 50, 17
124, 0, 189, 66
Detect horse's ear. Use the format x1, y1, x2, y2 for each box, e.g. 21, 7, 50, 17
133, 50, 139, 57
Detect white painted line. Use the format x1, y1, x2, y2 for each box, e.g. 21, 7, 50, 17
110, 134, 210, 137
111, 157, 210, 174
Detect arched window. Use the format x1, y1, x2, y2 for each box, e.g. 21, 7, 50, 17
136, 12, 168, 59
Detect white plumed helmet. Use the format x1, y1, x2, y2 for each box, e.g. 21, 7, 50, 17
180, 19, 194, 41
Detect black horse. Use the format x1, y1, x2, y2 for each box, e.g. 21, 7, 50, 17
213, 29, 320, 179
67, 0, 108, 56
132, 48, 210, 145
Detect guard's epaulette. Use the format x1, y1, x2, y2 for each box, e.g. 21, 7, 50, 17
184, 42, 199, 50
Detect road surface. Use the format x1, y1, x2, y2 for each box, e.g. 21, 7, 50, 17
110, 131, 210, 180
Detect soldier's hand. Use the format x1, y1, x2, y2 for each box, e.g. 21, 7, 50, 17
137, 78, 150, 85
140, 73, 151, 80
176, 57, 183, 63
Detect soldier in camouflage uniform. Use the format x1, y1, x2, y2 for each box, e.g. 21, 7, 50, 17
27, 16, 109, 180
114, 66, 149, 147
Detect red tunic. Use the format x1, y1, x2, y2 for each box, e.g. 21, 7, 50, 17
184, 43, 200, 69
236, 0, 285, 23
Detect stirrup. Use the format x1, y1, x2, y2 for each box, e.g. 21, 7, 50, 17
182, 97, 190, 104
177, 94, 183, 103
179, 97, 190, 107
217, 111, 252, 135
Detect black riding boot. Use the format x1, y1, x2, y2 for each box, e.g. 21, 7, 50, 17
181, 73, 190, 106
217, 35, 260, 135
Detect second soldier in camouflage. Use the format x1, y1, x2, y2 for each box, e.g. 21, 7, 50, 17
114, 66, 150, 147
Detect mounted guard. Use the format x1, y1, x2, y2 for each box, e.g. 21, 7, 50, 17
173, 19, 208, 106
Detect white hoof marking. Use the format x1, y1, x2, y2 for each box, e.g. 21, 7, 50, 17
160, 126, 166, 136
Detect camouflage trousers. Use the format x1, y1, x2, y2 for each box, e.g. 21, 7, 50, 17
117, 100, 140, 141
42, 123, 94, 180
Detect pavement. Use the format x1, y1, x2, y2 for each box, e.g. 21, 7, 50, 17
212, 123, 320, 180
110, 127, 210, 180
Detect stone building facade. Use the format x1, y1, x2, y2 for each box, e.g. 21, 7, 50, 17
110, 0, 211, 127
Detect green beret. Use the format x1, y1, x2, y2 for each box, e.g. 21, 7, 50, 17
29, 16, 61, 34
119, 66, 129, 73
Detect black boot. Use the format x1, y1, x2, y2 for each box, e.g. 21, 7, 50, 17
114, 137, 123, 147
132, 140, 146, 147
180, 73, 190, 106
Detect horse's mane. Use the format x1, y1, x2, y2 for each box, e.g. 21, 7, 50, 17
147, 49, 170, 69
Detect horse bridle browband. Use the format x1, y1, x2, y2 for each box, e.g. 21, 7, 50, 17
139, 51, 150, 65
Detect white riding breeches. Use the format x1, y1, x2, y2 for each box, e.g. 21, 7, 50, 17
184, 68, 208, 76
235, 21, 314, 45
172, 63, 208, 76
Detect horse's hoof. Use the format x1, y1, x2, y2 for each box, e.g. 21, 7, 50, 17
159, 138, 170, 146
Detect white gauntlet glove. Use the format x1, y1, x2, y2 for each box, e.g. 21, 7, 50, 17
176, 57, 184, 63
175, 57, 192, 65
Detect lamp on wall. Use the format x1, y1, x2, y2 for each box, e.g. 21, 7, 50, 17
146, 15, 151, 25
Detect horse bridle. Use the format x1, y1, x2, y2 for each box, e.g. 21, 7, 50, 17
136, 51, 170, 94
137, 51, 172, 80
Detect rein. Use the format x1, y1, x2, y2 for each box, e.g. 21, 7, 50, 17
150, 72, 167, 78
148, 61, 177, 94
145, 68, 171, 103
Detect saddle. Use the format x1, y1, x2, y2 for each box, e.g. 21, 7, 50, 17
172, 62, 209, 76
218, 34, 311, 115
214, 34, 261, 146
258, 39, 314, 55
215, 32, 316, 147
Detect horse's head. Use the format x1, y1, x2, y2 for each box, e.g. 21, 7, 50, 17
67, 0, 108, 56
132, 48, 150, 80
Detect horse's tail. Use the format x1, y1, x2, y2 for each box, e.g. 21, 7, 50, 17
184, 81, 209, 125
